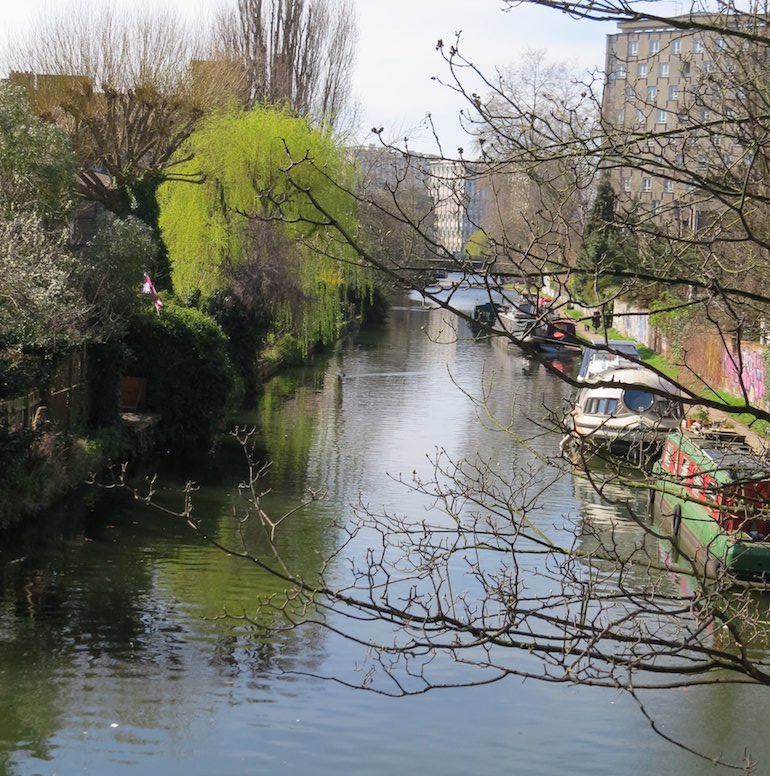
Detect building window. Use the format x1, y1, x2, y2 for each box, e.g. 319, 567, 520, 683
617, 63, 627, 78
622, 177, 631, 192
650, 39, 660, 54
668, 84, 679, 100
660, 62, 669, 77
682, 62, 691, 77
647, 85, 657, 100
664, 179, 675, 193
703, 61, 712, 73
694, 38, 704, 53
636, 108, 645, 123
629, 40, 638, 56
672, 39, 681, 54
643, 178, 652, 192
656, 108, 667, 124
637, 62, 648, 77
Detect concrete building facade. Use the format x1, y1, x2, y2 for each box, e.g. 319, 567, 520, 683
601, 16, 736, 233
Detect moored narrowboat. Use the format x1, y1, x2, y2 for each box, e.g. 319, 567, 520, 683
529, 318, 582, 355
651, 428, 770, 581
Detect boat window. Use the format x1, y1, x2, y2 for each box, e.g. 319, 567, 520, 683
653, 399, 681, 417
692, 474, 705, 501
622, 388, 655, 412
584, 397, 619, 415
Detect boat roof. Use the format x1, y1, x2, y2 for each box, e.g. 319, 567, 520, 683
578, 366, 681, 395
674, 430, 770, 481
585, 337, 640, 351
578, 340, 641, 380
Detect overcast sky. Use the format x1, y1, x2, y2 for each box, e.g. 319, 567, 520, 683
0, 0, 610, 153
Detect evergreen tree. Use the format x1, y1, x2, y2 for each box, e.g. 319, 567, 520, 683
577, 178, 623, 274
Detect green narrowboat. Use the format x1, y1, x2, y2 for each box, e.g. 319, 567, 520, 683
651, 428, 770, 581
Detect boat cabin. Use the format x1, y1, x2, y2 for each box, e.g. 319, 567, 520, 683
567, 366, 683, 459
659, 430, 770, 539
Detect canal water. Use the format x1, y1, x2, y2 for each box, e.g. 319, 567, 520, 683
2, 293, 770, 775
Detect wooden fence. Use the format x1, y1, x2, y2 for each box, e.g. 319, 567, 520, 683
0, 347, 89, 433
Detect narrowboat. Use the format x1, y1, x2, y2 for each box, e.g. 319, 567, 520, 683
471, 297, 541, 340
494, 298, 540, 339
561, 366, 683, 464
472, 301, 506, 329
529, 318, 582, 355
651, 428, 770, 581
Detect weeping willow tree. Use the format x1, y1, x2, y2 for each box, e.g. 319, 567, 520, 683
158, 106, 368, 353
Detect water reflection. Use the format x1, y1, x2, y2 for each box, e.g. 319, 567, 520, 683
3, 293, 770, 774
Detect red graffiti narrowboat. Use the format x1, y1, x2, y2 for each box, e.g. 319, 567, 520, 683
650, 428, 770, 581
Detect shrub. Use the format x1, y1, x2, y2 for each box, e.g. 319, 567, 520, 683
125, 304, 237, 443
80, 215, 160, 341
276, 333, 304, 366
203, 289, 271, 401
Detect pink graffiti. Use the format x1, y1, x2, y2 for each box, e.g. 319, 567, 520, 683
722, 347, 766, 406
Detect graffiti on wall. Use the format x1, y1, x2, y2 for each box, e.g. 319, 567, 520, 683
722, 346, 767, 407
612, 301, 768, 410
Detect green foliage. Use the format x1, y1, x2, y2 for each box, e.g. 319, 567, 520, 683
80, 216, 160, 341
0, 82, 76, 222
125, 304, 238, 443
276, 334, 304, 366
649, 291, 699, 361
158, 106, 369, 353
0, 85, 85, 397
0, 217, 87, 397
349, 284, 389, 326
0, 425, 40, 520
203, 289, 272, 400
129, 175, 173, 291
0, 425, 132, 528
574, 179, 631, 304
464, 229, 491, 259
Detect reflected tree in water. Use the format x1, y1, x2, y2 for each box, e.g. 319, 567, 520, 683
106, 2, 770, 773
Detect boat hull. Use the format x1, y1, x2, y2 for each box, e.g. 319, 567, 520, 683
561, 428, 665, 468
651, 488, 770, 581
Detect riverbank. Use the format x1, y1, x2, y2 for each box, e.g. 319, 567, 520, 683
0, 425, 132, 532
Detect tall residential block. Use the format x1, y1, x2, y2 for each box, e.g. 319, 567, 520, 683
601, 15, 738, 234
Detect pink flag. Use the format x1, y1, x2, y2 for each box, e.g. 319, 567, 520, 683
142, 273, 163, 313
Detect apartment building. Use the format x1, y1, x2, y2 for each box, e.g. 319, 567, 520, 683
601, 16, 737, 233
